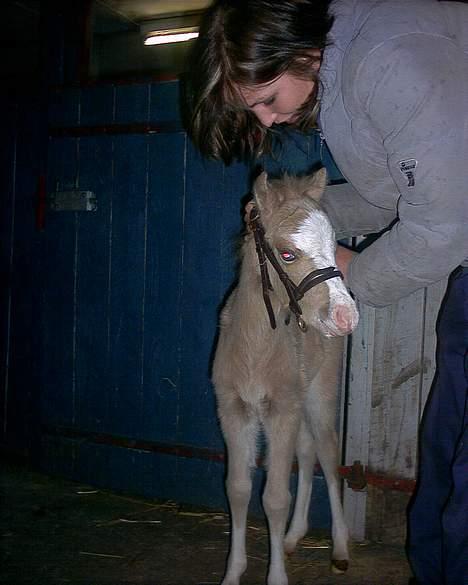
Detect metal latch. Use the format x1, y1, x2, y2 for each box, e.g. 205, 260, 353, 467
49, 190, 97, 212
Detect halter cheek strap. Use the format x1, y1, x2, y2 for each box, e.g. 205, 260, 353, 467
248, 206, 343, 332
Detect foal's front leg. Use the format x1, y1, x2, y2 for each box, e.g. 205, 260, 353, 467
220, 411, 258, 585
262, 410, 300, 585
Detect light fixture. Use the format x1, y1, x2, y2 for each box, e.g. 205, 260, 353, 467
141, 14, 200, 47
144, 27, 199, 46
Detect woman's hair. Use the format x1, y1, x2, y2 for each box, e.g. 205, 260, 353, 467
186, 0, 334, 164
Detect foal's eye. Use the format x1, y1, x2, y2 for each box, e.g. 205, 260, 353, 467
279, 250, 296, 263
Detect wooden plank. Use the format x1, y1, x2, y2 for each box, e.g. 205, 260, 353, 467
115, 84, 151, 125
48, 87, 81, 128
41, 137, 79, 427
364, 291, 424, 544
362, 282, 446, 543
368, 290, 426, 480
5, 106, 45, 454
0, 104, 17, 444
178, 145, 231, 450
107, 134, 148, 438
80, 85, 115, 126
366, 486, 411, 545
178, 144, 249, 449
343, 302, 375, 541
73, 135, 114, 432
141, 131, 187, 443
217, 160, 249, 295
419, 279, 447, 414
149, 81, 181, 124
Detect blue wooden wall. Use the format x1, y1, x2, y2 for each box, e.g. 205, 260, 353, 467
1, 76, 343, 527
0, 93, 47, 461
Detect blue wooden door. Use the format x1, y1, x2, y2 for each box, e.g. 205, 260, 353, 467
39, 80, 340, 527
41, 81, 248, 508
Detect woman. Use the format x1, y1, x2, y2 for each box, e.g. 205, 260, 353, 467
187, 1, 468, 584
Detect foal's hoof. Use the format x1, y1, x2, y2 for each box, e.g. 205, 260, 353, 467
331, 559, 349, 574
284, 542, 297, 557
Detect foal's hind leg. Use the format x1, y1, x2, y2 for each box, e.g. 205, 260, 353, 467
304, 365, 350, 573
284, 420, 317, 554
262, 409, 300, 585
219, 404, 259, 585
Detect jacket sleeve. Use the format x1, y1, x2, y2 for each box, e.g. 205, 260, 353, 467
346, 34, 468, 307
321, 182, 396, 240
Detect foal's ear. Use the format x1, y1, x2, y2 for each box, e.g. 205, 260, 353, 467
303, 167, 328, 201
253, 171, 271, 213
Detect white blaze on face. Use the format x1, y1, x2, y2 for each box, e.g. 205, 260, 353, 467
292, 209, 336, 267
291, 209, 358, 335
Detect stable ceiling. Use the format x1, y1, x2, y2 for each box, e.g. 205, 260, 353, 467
98, 0, 210, 23
92, 1, 212, 78
2, 0, 212, 82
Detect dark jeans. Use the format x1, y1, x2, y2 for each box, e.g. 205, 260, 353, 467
408, 266, 468, 585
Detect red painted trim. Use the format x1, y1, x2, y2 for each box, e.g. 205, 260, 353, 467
42, 425, 415, 493
42, 425, 226, 464
339, 465, 415, 494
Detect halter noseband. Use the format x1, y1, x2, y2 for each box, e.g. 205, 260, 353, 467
248, 206, 343, 332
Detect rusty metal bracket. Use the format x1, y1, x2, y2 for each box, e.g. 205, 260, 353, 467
339, 460, 416, 494
341, 460, 367, 491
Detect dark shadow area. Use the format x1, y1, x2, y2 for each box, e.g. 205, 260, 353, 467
0, 461, 412, 585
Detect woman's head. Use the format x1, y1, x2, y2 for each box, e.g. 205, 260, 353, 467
187, 0, 334, 163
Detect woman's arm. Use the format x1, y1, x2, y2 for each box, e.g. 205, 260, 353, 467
321, 182, 396, 239
346, 34, 468, 307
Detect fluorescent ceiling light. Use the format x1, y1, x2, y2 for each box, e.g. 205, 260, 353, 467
144, 28, 199, 46
141, 14, 201, 47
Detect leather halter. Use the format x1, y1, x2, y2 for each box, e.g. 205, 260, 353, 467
248, 206, 343, 332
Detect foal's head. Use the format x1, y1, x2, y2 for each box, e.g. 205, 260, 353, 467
252, 169, 359, 337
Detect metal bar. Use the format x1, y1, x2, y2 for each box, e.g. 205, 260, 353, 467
41, 425, 416, 493
42, 424, 226, 463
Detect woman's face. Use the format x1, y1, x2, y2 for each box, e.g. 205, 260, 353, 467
239, 67, 318, 128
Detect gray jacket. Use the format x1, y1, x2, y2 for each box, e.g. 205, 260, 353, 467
319, 0, 468, 307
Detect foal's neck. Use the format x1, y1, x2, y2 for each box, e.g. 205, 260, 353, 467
239, 234, 287, 317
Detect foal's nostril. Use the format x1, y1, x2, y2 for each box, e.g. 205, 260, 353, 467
332, 304, 358, 333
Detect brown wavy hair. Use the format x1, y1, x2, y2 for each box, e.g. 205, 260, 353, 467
186, 0, 334, 164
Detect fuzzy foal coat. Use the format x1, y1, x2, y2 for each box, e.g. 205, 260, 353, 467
212, 170, 358, 585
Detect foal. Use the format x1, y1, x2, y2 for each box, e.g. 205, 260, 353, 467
212, 169, 359, 585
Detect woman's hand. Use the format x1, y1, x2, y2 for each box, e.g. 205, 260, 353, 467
335, 244, 358, 285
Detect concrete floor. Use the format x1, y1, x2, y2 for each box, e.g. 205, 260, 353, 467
0, 462, 413, 585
